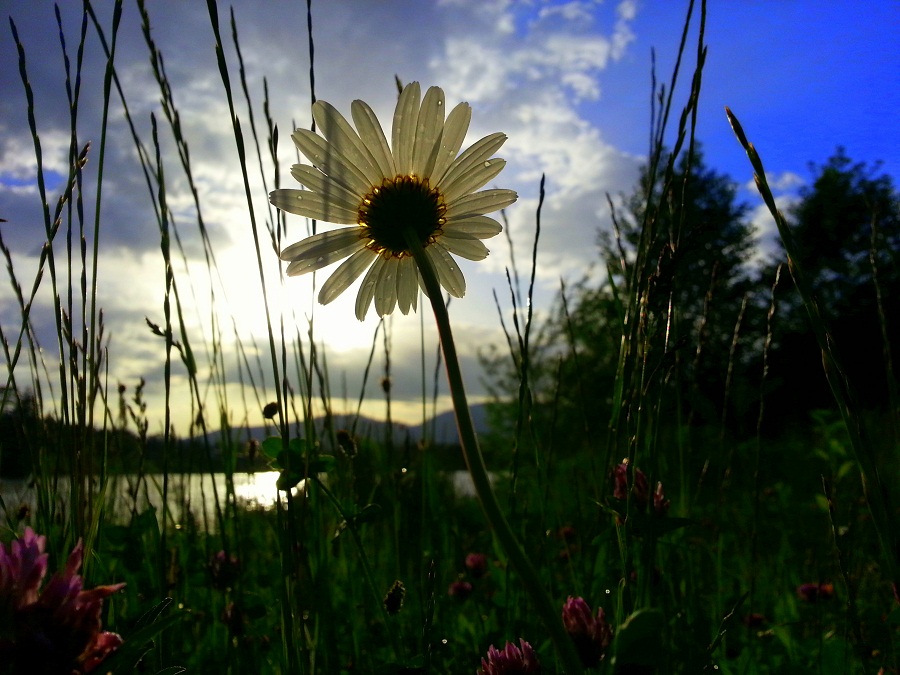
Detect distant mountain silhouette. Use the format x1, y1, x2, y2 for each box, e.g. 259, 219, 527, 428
201, 403, 490, 447
0, 405, 493, 478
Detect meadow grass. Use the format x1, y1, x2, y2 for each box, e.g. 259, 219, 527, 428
1, 0, 898, 673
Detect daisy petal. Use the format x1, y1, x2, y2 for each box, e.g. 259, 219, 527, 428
319, 247, 376, 305
270, 189, 359, 223
355, 255, 388, 320
436, 132, 507, 190
443, 215, 503, 239
285, 243, 359, 275
429, 102, 472, 182
351, 99, 396, 178
412, 86, 445, 179
438, 235, 490, 261
392, 82, 421, 177
442, 158, 506, 203
445, 188, 518, 219
312, 100, 383, 186
417, 266, 431, 299
374, 260, 399, 317
290, 164, 362, 211
426, 244, 466, 297
280, 84, 512, 319
281, 227, 363, 266
291, 129, 372, 195
396, 256, 419, 314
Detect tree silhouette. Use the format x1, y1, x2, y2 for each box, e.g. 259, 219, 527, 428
0, 389, 41, 478
765, 148, 900, 414
603, 146, 755, 330
482, 147, 760, 459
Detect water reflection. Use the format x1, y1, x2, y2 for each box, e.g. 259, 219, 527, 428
0, 472, 300, 528
0, 470, 483, 528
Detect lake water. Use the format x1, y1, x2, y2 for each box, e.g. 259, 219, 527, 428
0, 470, 481, 527
0, 471, 289, 527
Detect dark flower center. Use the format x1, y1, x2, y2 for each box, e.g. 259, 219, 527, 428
359, 175, 446, 256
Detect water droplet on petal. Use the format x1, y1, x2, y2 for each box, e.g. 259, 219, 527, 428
483, 160, 491, 168
437, 100, 443, 107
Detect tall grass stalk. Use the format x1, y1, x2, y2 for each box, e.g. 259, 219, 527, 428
605, 0, 706, 620
727, 106, 900, 606
4, 0, 897, 672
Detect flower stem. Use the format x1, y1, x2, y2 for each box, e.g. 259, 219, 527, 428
405, 234, 584, 674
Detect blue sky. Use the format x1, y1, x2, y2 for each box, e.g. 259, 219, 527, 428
607, 3, 899, 178
1, 0, 897, 432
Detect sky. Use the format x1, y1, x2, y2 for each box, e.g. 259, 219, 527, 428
1, 0, 898, 436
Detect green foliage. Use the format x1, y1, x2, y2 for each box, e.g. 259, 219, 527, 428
604, 146, 755, 325
763, 149, 900, 415
482, 146, 761, 465
100, 599, 185, 675
2, 0, 898, 673
260, 435, 337, 490
610, 609, 665, 671
786, 149, 900, 321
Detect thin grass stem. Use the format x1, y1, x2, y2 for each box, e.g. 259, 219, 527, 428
404, 229, 584, 674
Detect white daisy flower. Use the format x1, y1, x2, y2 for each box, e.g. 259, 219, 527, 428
270, 82, 517, 321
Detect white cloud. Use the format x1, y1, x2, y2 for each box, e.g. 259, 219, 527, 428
1, 0, 647, 434
2, 0, 893, 439
612, 1, 637, 58
617, 0, 638, 22
436, 0, 515, 34
427, 0, 642, 285
538, 2, 597, 23
0, 128, 73, 183
747, 194, 800, 267
758, 170, 805, 193
434, 3, 633, 104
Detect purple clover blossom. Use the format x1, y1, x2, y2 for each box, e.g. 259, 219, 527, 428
0, 528, 125, 674
612, 461, 630, 501
0, 526, 48, 610
209, 550, 240, 591
797, 582, 834, 602
448, 580, 473, 600
561, 596, 613, 668
653, 480, 671, 515
479, 638, 541, 674
465, 552, 489, 578
613, 460, 670, 515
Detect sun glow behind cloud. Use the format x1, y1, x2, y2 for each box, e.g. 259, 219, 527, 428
1, 0, 896, 435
